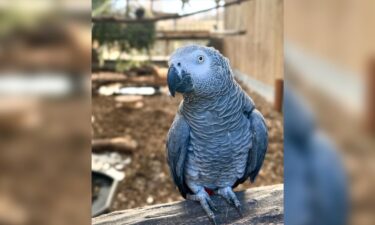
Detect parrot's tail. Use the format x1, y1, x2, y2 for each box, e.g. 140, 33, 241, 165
204, 187, 214, 196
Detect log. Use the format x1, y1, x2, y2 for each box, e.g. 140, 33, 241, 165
92, 73, 167, 86
92, 137, 137, 153
92, 184, 283, 225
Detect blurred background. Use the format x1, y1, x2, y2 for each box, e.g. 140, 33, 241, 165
1, 0, 373, 224
91, 0, 283, 217
0, 0, 91, 225
284, 0, 375, 225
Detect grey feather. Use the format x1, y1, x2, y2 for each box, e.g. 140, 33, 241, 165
234, 109, 268, 187
166, 111, 192, 198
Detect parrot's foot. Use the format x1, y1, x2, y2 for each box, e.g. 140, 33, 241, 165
217, 187, 243, 217
187, 190, 217, 225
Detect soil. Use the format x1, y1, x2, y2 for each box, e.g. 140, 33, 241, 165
92, 82, 283, 212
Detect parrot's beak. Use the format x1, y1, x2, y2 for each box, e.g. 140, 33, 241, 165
167, 65, 193, 97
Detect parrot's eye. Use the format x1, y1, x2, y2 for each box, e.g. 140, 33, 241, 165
197, 55, 204, 64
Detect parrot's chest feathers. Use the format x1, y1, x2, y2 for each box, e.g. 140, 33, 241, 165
181, 90, 250, 141
182, 94, 252, 187
185, 108, 251, 159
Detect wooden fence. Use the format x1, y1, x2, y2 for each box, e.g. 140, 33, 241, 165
223, 0, 283, 87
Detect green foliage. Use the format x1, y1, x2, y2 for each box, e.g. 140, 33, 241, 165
125, 22, 155, 51
92, 0, 112, 16
115, 60, 151, 73
92, 0, 155, 53
92, 23, 126, 48
92, 21, 155, 52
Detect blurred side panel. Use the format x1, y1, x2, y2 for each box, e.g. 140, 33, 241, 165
284, 82, 349, 225
0, 1, 91, 225
285, 0, 375, 225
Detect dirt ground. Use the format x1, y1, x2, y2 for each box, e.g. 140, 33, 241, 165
92, 82, 283, 212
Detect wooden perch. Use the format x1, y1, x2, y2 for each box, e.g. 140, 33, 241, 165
92, 0, 251, 24
92, 184, 283, 225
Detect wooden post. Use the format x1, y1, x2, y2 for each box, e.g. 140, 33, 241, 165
274, 78, 284, 112
92, 184, 283, 225
367, 57, 375, 133
165, 40, 170, 56
125, 0, 130, 18
150, 0, 154, 13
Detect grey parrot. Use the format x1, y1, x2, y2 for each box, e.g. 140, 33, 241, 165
166, 45, 268, 223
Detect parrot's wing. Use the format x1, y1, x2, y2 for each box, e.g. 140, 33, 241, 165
166, 113, 191, 198
234, 109, 268, 187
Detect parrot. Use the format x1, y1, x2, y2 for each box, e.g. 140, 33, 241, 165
166, 44, 268, 224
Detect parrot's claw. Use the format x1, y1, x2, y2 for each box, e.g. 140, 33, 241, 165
235, 204, 243, 217
232, 198, 243, 217
208, 198, 218, 212
210, 216, 218, 225
187, 190, 218, 224
217, 187, 243, 217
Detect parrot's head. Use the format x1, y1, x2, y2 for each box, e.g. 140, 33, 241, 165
167, 44, 232, 97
